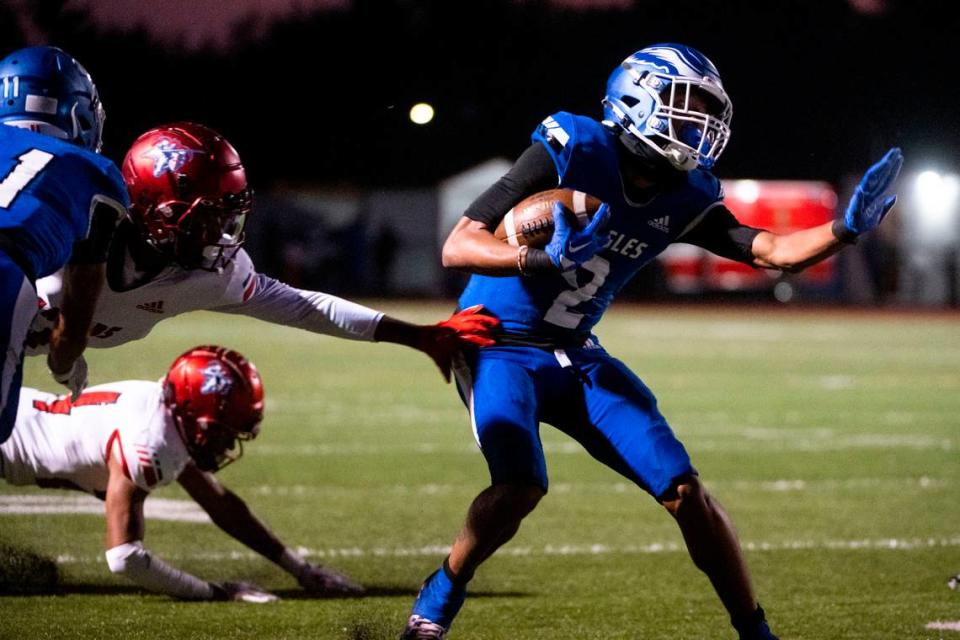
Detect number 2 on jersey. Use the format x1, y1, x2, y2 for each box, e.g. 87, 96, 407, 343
0, 149, 54, 208
544, 255, 610, 329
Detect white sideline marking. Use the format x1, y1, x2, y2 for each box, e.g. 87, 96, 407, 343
927, 621, 960, 632
0, 495, 210, 523
47, 536, 960, 565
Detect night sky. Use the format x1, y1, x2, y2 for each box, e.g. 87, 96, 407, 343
3, 0, 958, 189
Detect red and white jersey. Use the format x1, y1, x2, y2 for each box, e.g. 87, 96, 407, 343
26, 247, 383, 354
0, 381, 190, 496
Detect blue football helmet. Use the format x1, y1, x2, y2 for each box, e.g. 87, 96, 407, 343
602, 43, 732, 171
0, 46, 105, 152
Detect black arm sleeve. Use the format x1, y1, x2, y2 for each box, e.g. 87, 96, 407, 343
678, 204, 764, 266
69, 199, 125, 264
463, 143, 558, 227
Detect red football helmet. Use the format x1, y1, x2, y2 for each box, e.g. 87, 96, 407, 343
163, 345, 264, 472
122, 122, 252, 271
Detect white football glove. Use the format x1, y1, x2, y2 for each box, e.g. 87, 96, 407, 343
213, 581, 279, 603
297, 563, 365, 595
49, 355, 88, 401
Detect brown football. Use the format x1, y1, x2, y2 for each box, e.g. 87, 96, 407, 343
493, 188, 603, 248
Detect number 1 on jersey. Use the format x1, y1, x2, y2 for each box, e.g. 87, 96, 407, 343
0, 149, 54, 208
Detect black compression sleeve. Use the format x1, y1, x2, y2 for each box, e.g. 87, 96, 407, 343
463, 143, 558, 227
69, 200, 124, 264
679, 204, 763, 266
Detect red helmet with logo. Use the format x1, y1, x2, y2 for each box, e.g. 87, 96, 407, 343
122, 122, 252, 271
163, 345, 264, 472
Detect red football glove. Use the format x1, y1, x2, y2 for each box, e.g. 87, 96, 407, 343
435, 305, 499, 347
420, 305, 500, 382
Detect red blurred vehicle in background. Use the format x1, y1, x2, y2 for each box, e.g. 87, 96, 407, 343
660, 180, 839, 297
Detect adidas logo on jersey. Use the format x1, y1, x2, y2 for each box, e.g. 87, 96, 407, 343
136, 300, 165, 314
647, 216, 670, 233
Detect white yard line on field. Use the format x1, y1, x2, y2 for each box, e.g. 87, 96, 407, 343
0, 494, 210, 523
243, 476, 949, 497
1, 475, 946, 514
251, 434, 954, 456
927, 621, 960, 632
45, 535, 960, 566
5, 491, 949, 563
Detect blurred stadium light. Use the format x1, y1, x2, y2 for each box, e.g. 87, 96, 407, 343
897, 167, 960, 305
914, 170, 960, 234
409, 103, 435, 125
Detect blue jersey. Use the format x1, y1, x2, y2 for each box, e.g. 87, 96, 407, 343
0, 126, 128, 279
459, 112, 724, 339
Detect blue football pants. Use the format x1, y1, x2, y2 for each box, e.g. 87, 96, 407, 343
455, 344, 694, 499
0, 252, 36, 443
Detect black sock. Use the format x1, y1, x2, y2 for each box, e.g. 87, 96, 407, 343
442, 556, 473, 586
731, 604, 767, 633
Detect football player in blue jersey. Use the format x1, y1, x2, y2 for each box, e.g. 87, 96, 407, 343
401, 43, 903, 639
0, 45, 129, 443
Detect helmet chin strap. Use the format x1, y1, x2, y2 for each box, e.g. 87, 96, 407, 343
662, 143, 698, 171
616, 131, 687, 182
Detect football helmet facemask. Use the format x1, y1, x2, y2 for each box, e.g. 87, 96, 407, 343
0, 46, 105, 152
163, 345, 264, 472
602, 43, 732, 171
122, 122, 252, 271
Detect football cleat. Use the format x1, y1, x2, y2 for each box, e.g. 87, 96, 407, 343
602, 43, 732, 171
401, 614, 447, 640
949, 574, 960, 590
213, 581, 279, 603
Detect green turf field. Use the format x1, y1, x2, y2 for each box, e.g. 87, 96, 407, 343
1, 303, 958, 639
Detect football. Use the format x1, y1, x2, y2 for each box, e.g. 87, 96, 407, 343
494, 188, 603, 248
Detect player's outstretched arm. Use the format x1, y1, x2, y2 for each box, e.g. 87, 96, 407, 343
373, 305, 499, 382
750, 148, 903, 272
103, 456, 275, 602
211, 259, 497, 381
177, 463, 363, 595
46, 262, 104, 399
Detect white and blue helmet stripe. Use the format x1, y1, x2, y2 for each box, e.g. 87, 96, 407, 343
626, 45, 722, 83
602, 43, 732, 171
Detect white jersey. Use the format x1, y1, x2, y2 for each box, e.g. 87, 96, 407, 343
26, 247, 383, 354
0, 381, 189, 495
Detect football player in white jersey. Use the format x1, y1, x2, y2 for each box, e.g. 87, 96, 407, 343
24, 122, 498, 391
1, 345, 361, 601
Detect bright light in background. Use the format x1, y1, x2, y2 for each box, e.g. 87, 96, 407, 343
409, 102, 435, 125
914, 170, 960, 224
732, 180, 760, 204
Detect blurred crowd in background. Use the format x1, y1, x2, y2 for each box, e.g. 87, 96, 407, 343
3, 0, 958, 305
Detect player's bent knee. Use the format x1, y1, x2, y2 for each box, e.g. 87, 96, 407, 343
659, 474, 706, 517
492, 483, 546, 515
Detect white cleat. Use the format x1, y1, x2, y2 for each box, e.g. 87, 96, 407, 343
401, 614, 448, 639
949, 574, 960, 590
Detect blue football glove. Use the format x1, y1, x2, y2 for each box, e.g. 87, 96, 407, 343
843, 147, 904, 235
544, 201, 611, 271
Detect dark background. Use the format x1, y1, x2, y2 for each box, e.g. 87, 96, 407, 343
2, 0, 957, 190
